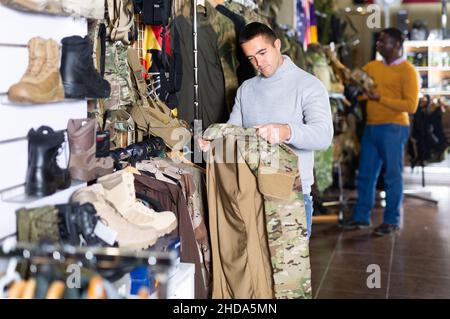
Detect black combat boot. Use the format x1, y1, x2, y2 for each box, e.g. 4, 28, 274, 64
57, 202, 106, 246
60, 35, 110, 99
25, 126, 71, 197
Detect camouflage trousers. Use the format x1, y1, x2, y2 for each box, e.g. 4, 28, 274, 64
204, 124, 312, 299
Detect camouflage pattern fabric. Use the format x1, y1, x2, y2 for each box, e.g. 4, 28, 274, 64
274, 25, 307, 71
204, 123, 312, 299
314, 146, 333, 193
177, 2, 239, 114
287, 35, 307, 71
104, 41, 137, 110
222, 1, 270, 25
104, 109, 136, 149
306, 43, 344, 93
207, 2, 239, 113
16, 206, 60, 244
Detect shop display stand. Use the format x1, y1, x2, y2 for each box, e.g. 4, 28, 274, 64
0, 5, 88, 240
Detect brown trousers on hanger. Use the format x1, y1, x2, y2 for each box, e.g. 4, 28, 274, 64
207, 140, 274, 299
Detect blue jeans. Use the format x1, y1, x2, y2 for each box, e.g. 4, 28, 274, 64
352, 124, 410, 226
304, 194, 313, 239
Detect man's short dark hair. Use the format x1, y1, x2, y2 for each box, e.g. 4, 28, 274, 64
381, 27, 405, 46
239, 22, 277, 45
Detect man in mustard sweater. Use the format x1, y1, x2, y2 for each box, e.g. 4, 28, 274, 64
341, 27, 419, 235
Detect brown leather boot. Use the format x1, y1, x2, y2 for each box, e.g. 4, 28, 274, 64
8, 37, 65, 103
67, 118, 113, 181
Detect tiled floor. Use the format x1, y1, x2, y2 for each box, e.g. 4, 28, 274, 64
310, 185, 450, 299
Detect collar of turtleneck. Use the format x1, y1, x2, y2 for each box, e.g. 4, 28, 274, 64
260, 55, 294, 81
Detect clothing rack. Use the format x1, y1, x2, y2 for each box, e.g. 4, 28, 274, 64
0, 238, 178, 298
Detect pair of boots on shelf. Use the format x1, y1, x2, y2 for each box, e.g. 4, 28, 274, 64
8, 36, 110, 104
26, 119, 113, 197
16, 202, 105, 247
71, 170, 178, 250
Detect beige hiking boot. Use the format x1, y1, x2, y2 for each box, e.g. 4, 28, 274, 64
97, 170, 178, 236
0, 0, 64, 15
71, 183, 159, 250
61, 0, 105, 20
8, 38, 65, 104
67, 118, 114, 181
0, 0, 105, 19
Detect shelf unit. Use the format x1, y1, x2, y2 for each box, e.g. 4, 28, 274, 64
0, 6, 88, 240
404, 40, 450, 96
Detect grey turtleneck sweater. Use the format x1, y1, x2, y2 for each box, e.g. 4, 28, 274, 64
228, 55, 333, 194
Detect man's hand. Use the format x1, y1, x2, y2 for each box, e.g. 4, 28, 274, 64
254, 124, 291, 144
197, 138, 211, 152
366, 90, 380, 101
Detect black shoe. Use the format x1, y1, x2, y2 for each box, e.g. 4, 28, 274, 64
60, 35, 110, 99
373, 223, 400, 236
339, 219, 371, 230
57, 202, 106, 246
25, 126, 71, 197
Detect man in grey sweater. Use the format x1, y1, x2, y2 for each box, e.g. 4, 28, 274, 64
200, 22, 333, 237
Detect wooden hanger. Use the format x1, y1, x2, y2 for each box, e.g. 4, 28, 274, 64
45, 281, 65, 299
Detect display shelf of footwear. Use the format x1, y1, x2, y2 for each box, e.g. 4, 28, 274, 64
0, 181, 86, 239
0, 3, 88, 240
0, 180, 85, 204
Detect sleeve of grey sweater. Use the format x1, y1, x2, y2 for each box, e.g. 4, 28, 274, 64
227, 86, 243, 127
285, 79, 334, 151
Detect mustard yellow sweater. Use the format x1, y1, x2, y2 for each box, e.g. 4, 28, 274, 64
362, 60, 419, 126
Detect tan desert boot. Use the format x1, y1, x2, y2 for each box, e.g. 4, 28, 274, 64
8, 38, 65, 103
71, 183, 160, 250
97, 170, 178, 236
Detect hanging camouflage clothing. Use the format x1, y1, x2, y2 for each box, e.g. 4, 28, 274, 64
306, 43, 344, 93
103, 41, 138, 110
287, 34, 308, 71
314, 146, 333, 193
222, 0, 270, 25
204, 123, 312, 299
273, 25, 307, 71
206, 1, 240, 113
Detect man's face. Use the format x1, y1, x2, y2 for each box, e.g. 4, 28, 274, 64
376, 32, 400, 59
241, 35, 283, 78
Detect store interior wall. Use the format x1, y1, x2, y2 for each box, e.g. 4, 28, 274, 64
272, 0, 444, 67
336, 0, 443, 67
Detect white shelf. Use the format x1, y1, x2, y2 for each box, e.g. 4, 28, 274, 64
0, 4, 87, 239
0, 181, 86, 240
420, 89, 450, 96
404, 40, 450, 48
415, 66, 450, 71
404, 40, 430, 48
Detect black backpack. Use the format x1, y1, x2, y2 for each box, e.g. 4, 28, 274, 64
141, 0, 172, 26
